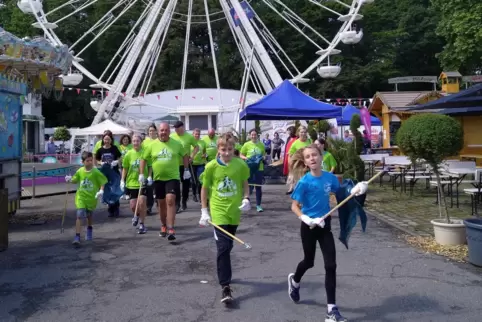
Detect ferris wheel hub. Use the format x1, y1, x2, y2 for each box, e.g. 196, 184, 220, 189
338, 14, 363, 22
32, 22, 57, 29
316, 48, 341, 56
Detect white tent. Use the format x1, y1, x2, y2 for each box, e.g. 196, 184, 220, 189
69, 120, 133, 159
71, 119, 132, 136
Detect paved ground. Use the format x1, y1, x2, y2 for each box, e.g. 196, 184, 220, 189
2, 185, 482, 322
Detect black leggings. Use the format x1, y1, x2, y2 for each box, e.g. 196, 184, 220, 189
177, 165, 191, 206
273, 148, 281, 160
293, 222, 337, 304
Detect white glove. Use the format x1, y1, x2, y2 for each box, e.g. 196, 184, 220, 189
95, 190, 104, 199
120, 180, 125, 190
199, 208, 211, 227
300, 214, 316, 227
65, 175, 72, 182
111, 160, 119, 167
138, 174, 145, 184
183, 169, 191, 180
351, 181, 368, 196
239, 198, 251, 212
147, 176, 153, 186
312, 217, 326, 228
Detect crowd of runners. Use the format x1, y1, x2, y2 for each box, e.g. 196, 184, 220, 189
64, 121, 368, 322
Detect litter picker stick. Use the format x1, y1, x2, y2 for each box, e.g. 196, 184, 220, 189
310, 171, 385, 229
60, 188, 69, 234
208, 220, 252, 249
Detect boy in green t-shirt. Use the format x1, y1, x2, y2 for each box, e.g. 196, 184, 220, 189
65, 152, 108, 246
199, 133, 251, 305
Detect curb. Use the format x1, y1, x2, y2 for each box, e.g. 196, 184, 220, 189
21, 190, 77, 200
366, 209, 424, 237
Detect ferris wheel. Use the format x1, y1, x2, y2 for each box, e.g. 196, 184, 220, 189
17, 0, 373, 127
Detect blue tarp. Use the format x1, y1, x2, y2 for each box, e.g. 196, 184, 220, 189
239, 80, 342, 120
337, 104, 381, 126
99, 164, 123, 205
335, 179, 368, 249
408, 83, 482, 110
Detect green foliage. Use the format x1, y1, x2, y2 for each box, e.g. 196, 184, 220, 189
396, 114, 464, 222
254, 120, 261, 134
294, 121, 301, 134
431, 0, 482, 72
327, 138, 350, 174
240, 129, 247, 144
349, 114, 363, 155
53, 126, 71, 142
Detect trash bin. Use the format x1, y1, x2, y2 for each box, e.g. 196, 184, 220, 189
0, 189, 8, 252
464, 218, 482, 267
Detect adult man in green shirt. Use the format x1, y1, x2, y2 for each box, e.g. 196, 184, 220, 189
202, 128, 218, 162
170, 121, 199, 212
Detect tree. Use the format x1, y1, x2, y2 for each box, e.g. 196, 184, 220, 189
254, 120, 261, 134
396, 114, 464, 223
53, 126, 71, 143
431, 0, 482, 73
349, 114, 363, 155
307, 120, 331, 141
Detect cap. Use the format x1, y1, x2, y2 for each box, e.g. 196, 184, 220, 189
173, 121, 184, 129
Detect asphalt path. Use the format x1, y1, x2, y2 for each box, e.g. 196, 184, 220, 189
1, 185, 481, 322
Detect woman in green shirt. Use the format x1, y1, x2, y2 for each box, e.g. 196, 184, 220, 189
315, 138, 337, 173
286, 126, 311, 194
240, 129, 266, 212
119, 134, 133, 157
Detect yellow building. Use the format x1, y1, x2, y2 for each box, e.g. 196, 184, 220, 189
368, 91, 443, 149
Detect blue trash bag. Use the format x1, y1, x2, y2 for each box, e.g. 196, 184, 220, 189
99, 164, 123, 205
334, 179, 368, 249
246, 155, 264, 182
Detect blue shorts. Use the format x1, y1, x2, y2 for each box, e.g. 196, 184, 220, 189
76, 209, 93, 219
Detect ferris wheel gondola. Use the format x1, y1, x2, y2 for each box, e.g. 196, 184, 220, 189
20, 0, 374, 126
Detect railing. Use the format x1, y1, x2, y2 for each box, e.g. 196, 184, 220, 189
22, 153, 82, 164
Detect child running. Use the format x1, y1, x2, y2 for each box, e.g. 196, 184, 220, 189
65, 152, 107, 246
286, 144, 367, 322
121, 134, 148, 234
199, 133, 251, 304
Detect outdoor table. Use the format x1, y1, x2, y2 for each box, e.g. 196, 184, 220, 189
360, 154, 387, 177
445, 168, 477, 208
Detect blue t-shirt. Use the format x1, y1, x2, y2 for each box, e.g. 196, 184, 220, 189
291, 171, 340, 222
262, 138, 271, 150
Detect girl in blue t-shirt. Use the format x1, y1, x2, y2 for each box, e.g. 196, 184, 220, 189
286, 144, 367, 322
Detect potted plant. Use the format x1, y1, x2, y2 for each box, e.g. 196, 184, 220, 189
396, 114, 465, 245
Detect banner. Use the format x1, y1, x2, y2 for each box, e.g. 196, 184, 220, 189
230, 1, 255, 27
359, 107, 372, 140
0, 93, 22, 160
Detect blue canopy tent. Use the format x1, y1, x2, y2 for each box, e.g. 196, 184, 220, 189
239, 80, 342, 120
337, 104, 381, 126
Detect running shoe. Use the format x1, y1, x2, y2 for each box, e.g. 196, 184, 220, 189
256, 205, 264, 212
138, 223, 147, 234
221, 286, 233, 304
85, 227, 93, 241
287, 273, 300, 303
159, 226, 167, 238
132, 216, 139, 227
181, 202, 187, 211
193, 194, 199, 203
176, 205, 181, 214
72, 235, 81, 246
167, 228, 176, 241
325, 307, 347, 322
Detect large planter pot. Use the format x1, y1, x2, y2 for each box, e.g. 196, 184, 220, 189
430, 219, 466, 246
464, 218, 482, 267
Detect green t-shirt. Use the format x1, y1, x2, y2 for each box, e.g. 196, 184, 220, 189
141, 137, 155, 149
142, 139, 184, 181
288, 138, 312, 155
240, 140, 266, 171
72, 167, 108, 211
119, 144, 133, 157
93, 140, 120, 154
122, 149, 148, 189
202, 136, 218, 160
192, 139, 207, 165
170, 132, 197, 165
322, 151, 337, 172
202, 158, 250, 225
235, 143, 242, 151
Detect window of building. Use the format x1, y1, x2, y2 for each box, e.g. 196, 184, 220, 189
189, 115, 208, 130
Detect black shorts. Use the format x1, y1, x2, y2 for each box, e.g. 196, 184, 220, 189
124, 187, 147, 199
153, 180, 179, 200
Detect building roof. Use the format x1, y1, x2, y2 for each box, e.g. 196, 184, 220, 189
440, 71, 462, 78
373, 91, 441, 109
407, 83, 482, 111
